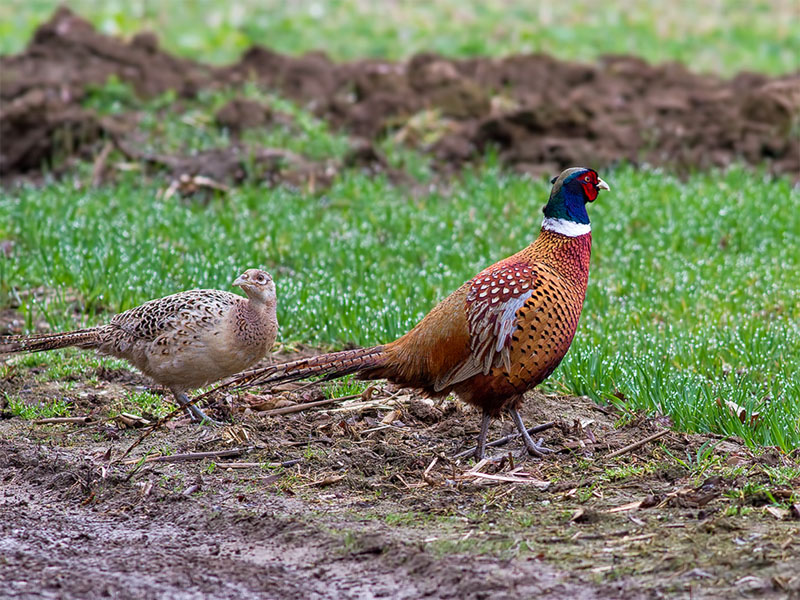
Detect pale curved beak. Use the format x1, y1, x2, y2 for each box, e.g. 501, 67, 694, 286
233, 275, 247, 288
597, 178, 610, 191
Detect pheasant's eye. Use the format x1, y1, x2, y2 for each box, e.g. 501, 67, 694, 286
584, 176, 591, 182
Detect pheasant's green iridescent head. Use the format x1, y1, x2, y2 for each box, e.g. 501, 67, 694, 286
543, 167, 610, 225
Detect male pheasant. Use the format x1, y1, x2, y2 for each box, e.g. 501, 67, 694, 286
229, 168, 608, 458
0, 269, 279, 424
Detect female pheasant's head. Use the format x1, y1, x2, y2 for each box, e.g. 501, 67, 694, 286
233, 268, 277, 305
542, 167, 610, 236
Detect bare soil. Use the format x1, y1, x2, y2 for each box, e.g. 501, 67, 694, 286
1, 6, 798, 186
1, 345, 799, 599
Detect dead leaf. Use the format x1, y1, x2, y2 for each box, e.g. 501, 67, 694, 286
765, 506, 788, 520
162, 173, 229, 200
381, 410, 398, 425
304, 475, 345, 487
115, 413, 151, 428
245, 393, 295, 412
716, 397, 760, 426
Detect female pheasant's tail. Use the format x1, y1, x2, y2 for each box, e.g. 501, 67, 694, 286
0, 328, 101, 354
232, 345, 388, 390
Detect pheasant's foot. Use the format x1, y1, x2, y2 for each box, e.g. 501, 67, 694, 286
518, 437, 554, 459
186, 404, 224, 426
509, 407, 553, 459
472, 411, 492, 461
175, 392, 224, 426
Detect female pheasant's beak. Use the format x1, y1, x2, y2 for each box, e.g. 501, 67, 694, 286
233, 275, 247, 288
597, 178, 610, 192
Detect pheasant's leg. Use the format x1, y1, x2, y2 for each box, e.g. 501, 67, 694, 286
173, 391, 222, 425
473, 411, 492, 461
508, 407, 553, 458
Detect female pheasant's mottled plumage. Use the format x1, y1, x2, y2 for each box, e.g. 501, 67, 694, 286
0, 269, 278, 423
228, 168, 609, 458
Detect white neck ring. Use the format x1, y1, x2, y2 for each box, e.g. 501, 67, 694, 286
541, 217, 591, 237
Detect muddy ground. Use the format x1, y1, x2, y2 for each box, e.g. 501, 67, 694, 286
1, 6, 799, 187
1, 345, 799, 600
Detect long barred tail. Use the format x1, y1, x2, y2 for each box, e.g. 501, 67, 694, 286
0, 328, 100, 354
232, 345, 387, 390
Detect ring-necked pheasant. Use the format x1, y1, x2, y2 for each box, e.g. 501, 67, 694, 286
0, 269, 278, 424
228, 168, 609, 458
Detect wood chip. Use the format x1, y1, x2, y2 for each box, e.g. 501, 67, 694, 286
423, 456, 439, 479
182, 484, 201, 496
570, 508, 585, 522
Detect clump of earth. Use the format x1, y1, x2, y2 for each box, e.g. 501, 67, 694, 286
1, 6, 798, 185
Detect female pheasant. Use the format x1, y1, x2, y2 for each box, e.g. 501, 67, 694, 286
229, 168, 609, 458
0, 269, 279, 424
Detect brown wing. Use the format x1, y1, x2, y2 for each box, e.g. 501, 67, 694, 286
110, 289, 236, 341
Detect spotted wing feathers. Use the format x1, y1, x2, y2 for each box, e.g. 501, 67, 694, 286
109, 289, 237, 342
434, 263, 537, 391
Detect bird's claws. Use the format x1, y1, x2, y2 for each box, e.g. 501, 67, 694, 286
519, 438, 555, 459
185, 404, 224, 426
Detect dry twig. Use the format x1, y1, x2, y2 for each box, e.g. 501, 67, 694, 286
217, 459, 302, 469
122, 447, 251, 465
259, 394, 361, 417
33, 416, 93, 425
605, 429, 670, 459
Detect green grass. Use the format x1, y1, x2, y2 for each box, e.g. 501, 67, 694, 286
123, 389, 171, 417
5, 393, 71, 419
2, 165, 799, 449
1, 0, 798, 75
0, 347, 129, 385
322, 375, 371, 399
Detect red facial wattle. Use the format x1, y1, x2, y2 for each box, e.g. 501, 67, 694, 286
582, 181, 599, 202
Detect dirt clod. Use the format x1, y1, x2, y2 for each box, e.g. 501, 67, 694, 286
2, 7, 798, 185
215, 98, 273, 135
